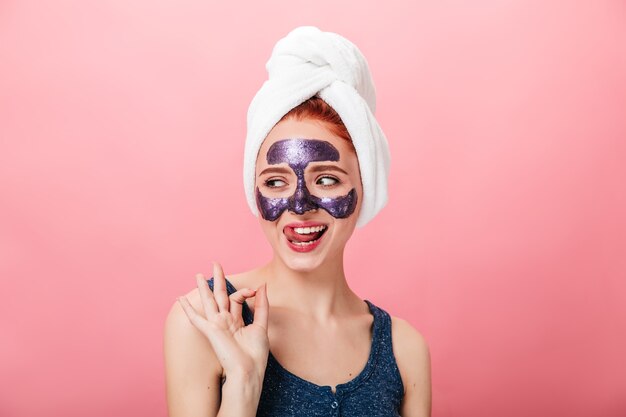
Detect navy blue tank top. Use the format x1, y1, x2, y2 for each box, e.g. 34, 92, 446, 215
207, 277, 405, 416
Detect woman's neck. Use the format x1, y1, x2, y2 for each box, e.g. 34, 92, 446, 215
257, 252, 361, 321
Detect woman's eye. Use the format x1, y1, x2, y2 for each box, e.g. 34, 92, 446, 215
266, 179, 287, 188
317, 176, 339, 186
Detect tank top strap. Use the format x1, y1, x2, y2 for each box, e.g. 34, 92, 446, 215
364, 299, 392, 364
363, 299, 405, 403
206, 277, 255, 325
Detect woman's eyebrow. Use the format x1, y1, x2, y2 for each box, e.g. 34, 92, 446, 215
307, 164, 349, 175
259, 166, 292, 176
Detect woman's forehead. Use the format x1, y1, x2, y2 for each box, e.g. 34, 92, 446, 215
258, 135, 354, 164
266, 138, 339, 165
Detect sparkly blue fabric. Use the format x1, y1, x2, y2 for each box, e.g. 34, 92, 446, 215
207, 277, 405, 416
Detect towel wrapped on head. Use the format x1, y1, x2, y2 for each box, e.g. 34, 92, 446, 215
244, 25, 391, 228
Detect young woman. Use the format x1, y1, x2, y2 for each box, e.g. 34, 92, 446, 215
164, 27, 431, 417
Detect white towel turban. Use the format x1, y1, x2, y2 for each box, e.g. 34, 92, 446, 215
243, 25, 391, 228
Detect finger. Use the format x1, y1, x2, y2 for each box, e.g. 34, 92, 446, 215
252, 283, 269, 330
229, 288, 256, 324
212, 262, 230, 312
196, 273, 218, 316
177, 296, 206, 330
178, 296, 243, 364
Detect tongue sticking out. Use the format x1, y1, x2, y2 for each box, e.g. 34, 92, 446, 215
284, 227, 325, 243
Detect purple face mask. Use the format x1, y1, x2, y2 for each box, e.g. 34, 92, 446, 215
255, 138, 358, 221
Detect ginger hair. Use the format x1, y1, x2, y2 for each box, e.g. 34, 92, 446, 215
279, 95, 355, 149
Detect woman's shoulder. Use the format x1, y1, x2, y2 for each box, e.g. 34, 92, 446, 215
178, 268, 262, 300
370, 302, 429, 351
224, 269, 264, 292
169, 269, 263, 320
162, 268, 261, 373
163, 284, 224, 401
222, 269, 266, 310
389, 315, 429, 356
388, 313, 431, 400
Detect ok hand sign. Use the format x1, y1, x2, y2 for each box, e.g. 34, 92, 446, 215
178, 262, 269, 382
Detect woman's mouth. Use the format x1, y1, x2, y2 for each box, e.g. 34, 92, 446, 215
283, 224, 328, 252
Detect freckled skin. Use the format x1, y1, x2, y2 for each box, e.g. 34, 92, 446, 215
255, 138, 358, 221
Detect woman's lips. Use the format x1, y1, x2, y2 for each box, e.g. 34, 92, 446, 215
283, 226, 328, 253
282, 223, 328, 252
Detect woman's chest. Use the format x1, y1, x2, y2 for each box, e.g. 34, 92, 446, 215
266, 312, 374, 391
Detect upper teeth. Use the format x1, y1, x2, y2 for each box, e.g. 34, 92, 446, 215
294, 225, 326, 235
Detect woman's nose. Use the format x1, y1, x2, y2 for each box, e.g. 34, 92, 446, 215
289, 182, 317, 214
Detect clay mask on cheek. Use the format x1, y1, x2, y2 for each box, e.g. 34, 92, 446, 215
255, 138, 358, 221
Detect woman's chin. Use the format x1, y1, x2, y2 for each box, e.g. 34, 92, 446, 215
281, 250, 326, 272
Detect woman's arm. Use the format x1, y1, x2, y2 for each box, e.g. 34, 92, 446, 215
164, 293, 262, 417
164, 292, 265, 417
392, 317, 432, 417
164, 263, 269, 417
164, 296, 222, 417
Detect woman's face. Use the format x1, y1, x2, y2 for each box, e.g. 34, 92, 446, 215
255, 117, 363, 272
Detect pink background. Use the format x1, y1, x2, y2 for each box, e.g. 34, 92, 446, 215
1, 1, 625, 416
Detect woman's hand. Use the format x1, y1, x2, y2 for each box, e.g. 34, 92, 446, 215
177, 262, 269, 383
